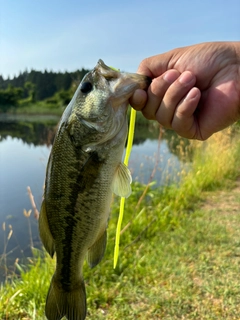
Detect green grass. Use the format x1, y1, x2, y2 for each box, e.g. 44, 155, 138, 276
7, 102, 154, 126
0, 251, 53, 319
15, 101, 64, 116
1, 128, 240, 319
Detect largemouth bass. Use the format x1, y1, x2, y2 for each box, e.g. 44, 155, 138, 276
39, 59, 151, 320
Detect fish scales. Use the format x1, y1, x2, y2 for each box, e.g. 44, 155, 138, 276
39, 59, 151, 320
46, 127, 111, 285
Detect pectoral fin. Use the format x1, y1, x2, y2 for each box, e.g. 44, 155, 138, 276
87, 230, 107, 268
39, 199, 55, 258
111, 162, 132, 198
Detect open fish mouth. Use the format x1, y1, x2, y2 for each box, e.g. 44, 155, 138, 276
95, 59, 152, 86
94, 59, 152, 107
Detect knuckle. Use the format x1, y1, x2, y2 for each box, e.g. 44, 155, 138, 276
142, 109, 155, 120
138, 59, 152, 77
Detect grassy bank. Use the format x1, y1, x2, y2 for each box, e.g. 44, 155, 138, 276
15, 101, 64, 116
3, 103, 153, 127
1, 127, 240, 319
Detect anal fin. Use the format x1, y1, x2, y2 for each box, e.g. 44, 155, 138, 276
87, 230, 107, 268
39, 199, 55, 258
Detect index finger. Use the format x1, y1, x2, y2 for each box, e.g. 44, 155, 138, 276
137, 51, 176, 78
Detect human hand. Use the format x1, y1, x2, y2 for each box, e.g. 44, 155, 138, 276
130, 42, 240, 140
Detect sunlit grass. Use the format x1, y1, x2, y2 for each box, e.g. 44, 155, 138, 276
0, 250, 53, 319
1, 127, 240, 319
16, 101, 64, 116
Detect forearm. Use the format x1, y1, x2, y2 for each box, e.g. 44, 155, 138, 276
232, 41, 240, 59
232, 42, 240, 110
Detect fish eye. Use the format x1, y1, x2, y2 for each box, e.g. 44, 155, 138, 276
80, 82, 93, 94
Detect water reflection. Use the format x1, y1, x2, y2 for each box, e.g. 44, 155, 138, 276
129, 139, 182, 186
0, 137, 50, 277
0, 114, 58, 146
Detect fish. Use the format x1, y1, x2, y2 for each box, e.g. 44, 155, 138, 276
39, 59, 151, 320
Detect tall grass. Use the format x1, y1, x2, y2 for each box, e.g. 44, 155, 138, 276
0, 250, 53, 319
1, 127, 240, 319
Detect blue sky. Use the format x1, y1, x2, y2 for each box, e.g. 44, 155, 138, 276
0, 0, 239, 78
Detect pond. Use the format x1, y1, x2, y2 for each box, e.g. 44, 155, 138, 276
0, 114, 188, 281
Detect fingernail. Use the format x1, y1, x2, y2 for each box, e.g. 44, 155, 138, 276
179, 71, 194, 85
184, 87, 199, 100
163, 70, 179, 84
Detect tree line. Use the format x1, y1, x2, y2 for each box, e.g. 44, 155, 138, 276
0, 68, 89, 111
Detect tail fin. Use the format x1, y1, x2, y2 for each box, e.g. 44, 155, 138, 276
45, 277, 86, 320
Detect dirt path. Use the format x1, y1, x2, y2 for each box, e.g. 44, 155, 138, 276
203, 178, 240, 212
202, 179, 240, 242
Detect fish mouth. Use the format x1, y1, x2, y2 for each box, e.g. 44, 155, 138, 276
96, 59, 151, 87
95, 59, 151, 107
95, 59, 121, 80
